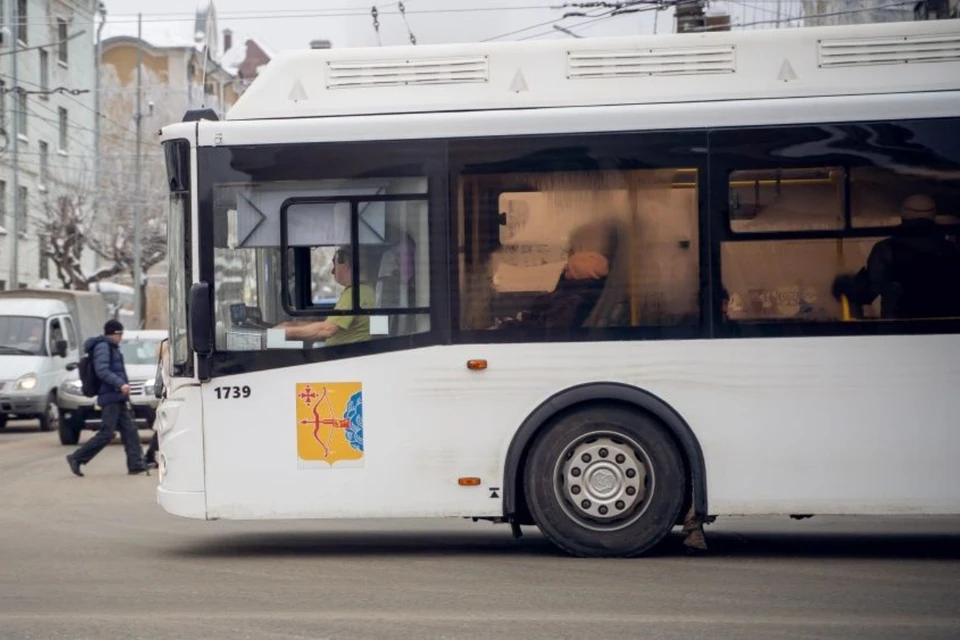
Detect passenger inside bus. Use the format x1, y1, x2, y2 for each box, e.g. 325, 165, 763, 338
831, 194, 960, 320
494, 218, 629, 331
278, 247, 376, 346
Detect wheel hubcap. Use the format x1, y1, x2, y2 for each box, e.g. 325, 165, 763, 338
556, 434, 651, 531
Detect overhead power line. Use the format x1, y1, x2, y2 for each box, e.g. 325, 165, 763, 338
398, 1, 418, 45
4, 5, 567, 27
0, 30, 86, 57
0, 71, 137, 140
9, 87, 90, 97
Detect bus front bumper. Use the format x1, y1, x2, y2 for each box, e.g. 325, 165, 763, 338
156, 485, 206, 519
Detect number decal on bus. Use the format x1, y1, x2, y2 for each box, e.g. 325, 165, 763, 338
214, 386, 251, 399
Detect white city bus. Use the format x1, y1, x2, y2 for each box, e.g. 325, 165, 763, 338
155, 19, 960, 557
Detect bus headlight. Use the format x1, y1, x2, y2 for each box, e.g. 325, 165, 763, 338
15, 374, 38, 391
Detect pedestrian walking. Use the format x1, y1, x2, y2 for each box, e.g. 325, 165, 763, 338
65, 320, 148, 477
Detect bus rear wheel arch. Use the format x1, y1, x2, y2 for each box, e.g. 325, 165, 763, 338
522, 405, 686, 557
504, 384, 707, 541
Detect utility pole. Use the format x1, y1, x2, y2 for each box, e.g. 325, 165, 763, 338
10, 0, 20, 289
133, 13, 142, 328
93, 3, 106, 244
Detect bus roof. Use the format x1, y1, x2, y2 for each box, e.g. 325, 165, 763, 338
223, 20, 960, 123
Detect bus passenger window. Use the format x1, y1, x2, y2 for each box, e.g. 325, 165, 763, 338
729, 168, 843, 233
723, 164, 960, 324
456, 163, 700, 334
722, 238, 881, 322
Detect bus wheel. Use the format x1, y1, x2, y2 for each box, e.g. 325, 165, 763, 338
523, 406, 685, 558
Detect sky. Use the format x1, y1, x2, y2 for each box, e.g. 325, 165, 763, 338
100, 0, 807, 56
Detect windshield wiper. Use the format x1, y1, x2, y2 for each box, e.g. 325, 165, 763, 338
0, 345, 37, 355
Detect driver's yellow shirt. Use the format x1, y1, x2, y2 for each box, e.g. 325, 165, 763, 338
325, 284, 376, 347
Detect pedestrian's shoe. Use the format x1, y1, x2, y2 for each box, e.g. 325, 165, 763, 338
128, 467, 148, 475
66, 454, 84, 477
144, 461, 158, 471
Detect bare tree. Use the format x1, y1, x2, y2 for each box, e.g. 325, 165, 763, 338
28, 64, 177, 306
96, 63, 177, 316
34, 189, 126, 290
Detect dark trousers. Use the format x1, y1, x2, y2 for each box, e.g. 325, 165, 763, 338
145, 431, 159, 464
73, 402, 145, 472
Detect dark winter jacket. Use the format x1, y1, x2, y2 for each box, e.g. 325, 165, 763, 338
85, 336, 128, 406
832, 219, 960, 319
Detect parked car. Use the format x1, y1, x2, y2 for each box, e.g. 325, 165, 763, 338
0, 290, 108, 433
57, 330, 167, 446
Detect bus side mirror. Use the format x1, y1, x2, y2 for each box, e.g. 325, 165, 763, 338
189, 283, 214, 357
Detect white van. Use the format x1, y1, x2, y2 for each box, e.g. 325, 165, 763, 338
0, 290, 107, 433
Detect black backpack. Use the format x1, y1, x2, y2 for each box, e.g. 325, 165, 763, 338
78, 344, 102, 398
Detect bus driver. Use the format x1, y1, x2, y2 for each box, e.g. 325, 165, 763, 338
278, 247, 375, 347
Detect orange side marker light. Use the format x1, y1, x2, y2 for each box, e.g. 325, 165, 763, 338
458, 477, 482, 486
467, 359, 488, 371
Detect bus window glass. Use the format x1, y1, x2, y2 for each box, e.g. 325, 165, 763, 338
168, 193, 189, 365
729, 167, 843, 233
457, 166, 700, 333
722, 238, 885, 322
213, 178, 431, 352
851, 166, 960, 228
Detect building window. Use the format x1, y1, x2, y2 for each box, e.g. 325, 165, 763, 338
16, 91, 27, 137
17, 186, 27, 238
57, 19, 68, 65
39, 49, 49, 99
0, 181, 6, 231
39, 141, 48, 185
58, 107, 68, 151
16, 0, 27, 45
39, 236, 49, 279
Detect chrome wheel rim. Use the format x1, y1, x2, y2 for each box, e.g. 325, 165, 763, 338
554, 431, 653, 532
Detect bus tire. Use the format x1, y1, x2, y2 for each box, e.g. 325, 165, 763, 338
523, 406, 685, 558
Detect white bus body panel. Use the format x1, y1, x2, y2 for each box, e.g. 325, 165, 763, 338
198, 91, 960, 149
156, 382, 206, 518
197, 335, 960, 520
158, 20, 960, 522
225, 20, 960, 122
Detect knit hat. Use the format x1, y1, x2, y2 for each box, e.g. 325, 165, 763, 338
104, 319, 125, 336
901, 194, 937, 220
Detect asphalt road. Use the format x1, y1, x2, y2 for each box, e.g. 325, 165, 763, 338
1, 423, 959, 640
